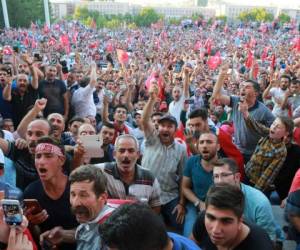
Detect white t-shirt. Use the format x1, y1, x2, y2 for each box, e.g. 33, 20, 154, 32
269, 87, 288, 117
71, 84, 96, 118
169, 94, 186, 124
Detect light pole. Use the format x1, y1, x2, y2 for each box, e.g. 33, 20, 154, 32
1, 0, 10, 28
43, 0, 50, 27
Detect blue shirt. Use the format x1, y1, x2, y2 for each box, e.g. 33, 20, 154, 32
183, 155, 213, 201
168, 232, 201, 250
241, 183, 277, 240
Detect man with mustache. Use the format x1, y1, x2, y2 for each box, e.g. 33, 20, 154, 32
95, 134, 161, 212
24, 136, 78, 250
182, 132, 219, 237
2, 54, 39, 127
0, 98, 51, 189
68, 164, 115, 250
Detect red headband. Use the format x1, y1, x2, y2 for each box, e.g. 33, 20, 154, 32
35, 143, 64, 157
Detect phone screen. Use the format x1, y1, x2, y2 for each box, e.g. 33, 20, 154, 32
2, 202, 22, 225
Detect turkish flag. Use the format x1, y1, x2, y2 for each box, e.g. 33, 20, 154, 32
245, 50, 253, 69
271, 54, 276, 69
145, 72, 165, 101
207, 51, 222, 70
261, 47, 269, 61
116, 49, 129, 64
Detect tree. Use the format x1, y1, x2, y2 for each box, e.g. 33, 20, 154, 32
134, 7, 161, 27
238, 8, 273, 22
0, 0, 52, 28
278, 13, 291, 24
216, 15, 227, 22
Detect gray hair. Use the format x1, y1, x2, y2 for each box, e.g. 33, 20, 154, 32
114, 134, 139, 151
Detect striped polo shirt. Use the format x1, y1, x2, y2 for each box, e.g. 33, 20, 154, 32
95, 162, 161, 208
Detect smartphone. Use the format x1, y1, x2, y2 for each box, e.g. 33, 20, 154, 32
184, 99, 194, 104
1, 199, 23, 226
24, 199, 43, 215
79, 135, 104, 158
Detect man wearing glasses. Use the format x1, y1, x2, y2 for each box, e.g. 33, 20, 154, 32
213, 158, 283, 249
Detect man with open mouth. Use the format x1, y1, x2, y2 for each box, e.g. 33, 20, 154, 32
24, 136, 78, 250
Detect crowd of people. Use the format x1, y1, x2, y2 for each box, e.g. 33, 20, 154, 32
0, 18, 300, 250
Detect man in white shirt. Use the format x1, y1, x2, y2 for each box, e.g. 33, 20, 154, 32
169, 66, 190, 124
71, 63, 97, 118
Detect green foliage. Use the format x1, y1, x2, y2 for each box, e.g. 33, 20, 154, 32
70, 6, 162, 28
238, 8, 274, 22
278, 12, 291, 24
134, 7, 162, 27
0, 0, 52, 28
216, 15, 227, 22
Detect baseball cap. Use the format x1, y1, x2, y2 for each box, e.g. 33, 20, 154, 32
158, 115, 177, 128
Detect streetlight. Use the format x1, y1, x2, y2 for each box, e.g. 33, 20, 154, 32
1, 0, 10, 28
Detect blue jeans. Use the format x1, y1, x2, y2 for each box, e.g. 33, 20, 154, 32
161, 197, 183, 233
183, 202, 198, 237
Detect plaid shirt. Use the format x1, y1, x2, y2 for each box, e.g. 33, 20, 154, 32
244, 116, 287, 192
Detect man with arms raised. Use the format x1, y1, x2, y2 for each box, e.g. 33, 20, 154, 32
142, 84, 187, 232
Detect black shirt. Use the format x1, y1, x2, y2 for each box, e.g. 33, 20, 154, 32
38, 79, 67, 117
192, 212, 274, 250
24, 180, 78, 250
11, 84, 38, 126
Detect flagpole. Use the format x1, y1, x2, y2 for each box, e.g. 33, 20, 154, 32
1, 0, 10, 28
43, 0, 50, 27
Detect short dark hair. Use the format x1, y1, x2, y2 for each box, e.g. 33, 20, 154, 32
151, 112, 163, 119
291, 79, 300, 85
213, 158, 239, 173
99, 203, 169, 250
189, 108, 208, 120
101, 121, 115, 130
68, 116, 85, 126
205, 183, 245, 218
36, 136, 65, 156
281, 74, 291, 83
278, 116, 294, 137
114, 104, 128, 113
69, 165, 107, 198
245, 79, 260, 93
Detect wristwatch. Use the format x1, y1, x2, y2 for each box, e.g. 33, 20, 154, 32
194, 199, 200, 208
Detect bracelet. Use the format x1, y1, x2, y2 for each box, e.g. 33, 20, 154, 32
178, 203, 185, 208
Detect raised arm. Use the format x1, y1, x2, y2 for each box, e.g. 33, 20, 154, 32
2, 77, 12, 101
17, 98, 47, 139
212, 64, 231, 106
141, 82, 158, 138
182, 66, 190, 98
21, 54, 38, 89
239, 100, 269, 137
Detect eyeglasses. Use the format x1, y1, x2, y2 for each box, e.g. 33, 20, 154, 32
213, 172, 235, 180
